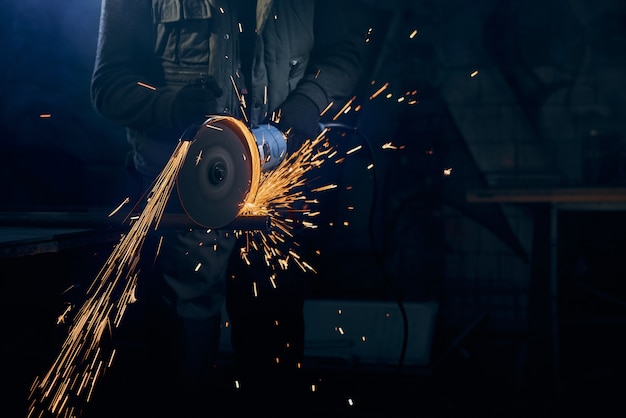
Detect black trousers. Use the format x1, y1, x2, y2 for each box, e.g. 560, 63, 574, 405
225, 248, 307, 412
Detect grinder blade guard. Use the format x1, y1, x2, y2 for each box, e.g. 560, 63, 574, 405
176, 116, 287, 229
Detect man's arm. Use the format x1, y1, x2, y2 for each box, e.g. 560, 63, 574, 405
295, 0, 372, 111
90, 0, 178, 131
277, 0, 373, 144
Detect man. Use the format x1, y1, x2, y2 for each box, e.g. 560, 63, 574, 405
91, 0, 369, 414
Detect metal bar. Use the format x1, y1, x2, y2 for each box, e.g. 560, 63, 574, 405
0, 211, 270, 231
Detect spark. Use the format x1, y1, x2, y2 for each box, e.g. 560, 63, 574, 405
273, 108, 283, 124
39, 113, 52, 119
301, 221, 317, 229
302, 261, 316, 273
269, 274, 277, 289
311, 184, 338, 193
108, 197, 130, 217
470, 70, 479, 77
332, 96, 356, 120
346, 144, 362, 155
240, 105, 248, 122
443, 167, 453, 176
137, 81, 157, 91
369, 82, 389, 100
319, 101, 334, 117
28, 139, 192, 418
56, 305, 72, 325
382, 142, 398, 150
409, 29, 418, 39
230, 75, 248, 122
60, 285, 75, 296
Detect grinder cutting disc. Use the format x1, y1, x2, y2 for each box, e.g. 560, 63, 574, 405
176, 116, 261, 228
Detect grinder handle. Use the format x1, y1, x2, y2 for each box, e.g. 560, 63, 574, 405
251, 124, 288, 171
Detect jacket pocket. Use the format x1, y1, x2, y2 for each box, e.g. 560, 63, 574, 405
153, 0, 212, 65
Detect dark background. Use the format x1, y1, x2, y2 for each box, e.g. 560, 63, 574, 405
3, 0, 626, 417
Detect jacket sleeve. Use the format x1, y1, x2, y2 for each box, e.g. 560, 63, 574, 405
292, 0, 373, 113
90, 0, 178, 131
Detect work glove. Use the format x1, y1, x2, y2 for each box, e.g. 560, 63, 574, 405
276, 93, 322, 154
172, 77, 223, 132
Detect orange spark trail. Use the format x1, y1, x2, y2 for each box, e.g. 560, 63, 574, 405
369, 82, 389, 100
27, 140, 191, 418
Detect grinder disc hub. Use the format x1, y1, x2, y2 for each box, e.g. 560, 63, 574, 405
209, 160, 227, 184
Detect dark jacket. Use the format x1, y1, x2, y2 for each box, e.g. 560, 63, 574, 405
91, 0, 368, 177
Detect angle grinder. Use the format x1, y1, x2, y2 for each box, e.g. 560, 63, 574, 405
176, 116, 287, 229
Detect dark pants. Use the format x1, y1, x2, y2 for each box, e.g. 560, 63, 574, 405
138, 227, 235, 414
225, 248, 307, 414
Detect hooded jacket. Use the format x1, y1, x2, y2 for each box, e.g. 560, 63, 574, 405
91, 0, 368, 177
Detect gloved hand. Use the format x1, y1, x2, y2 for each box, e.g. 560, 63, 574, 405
172, 77, 223, 131
276, 93, 322, 154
